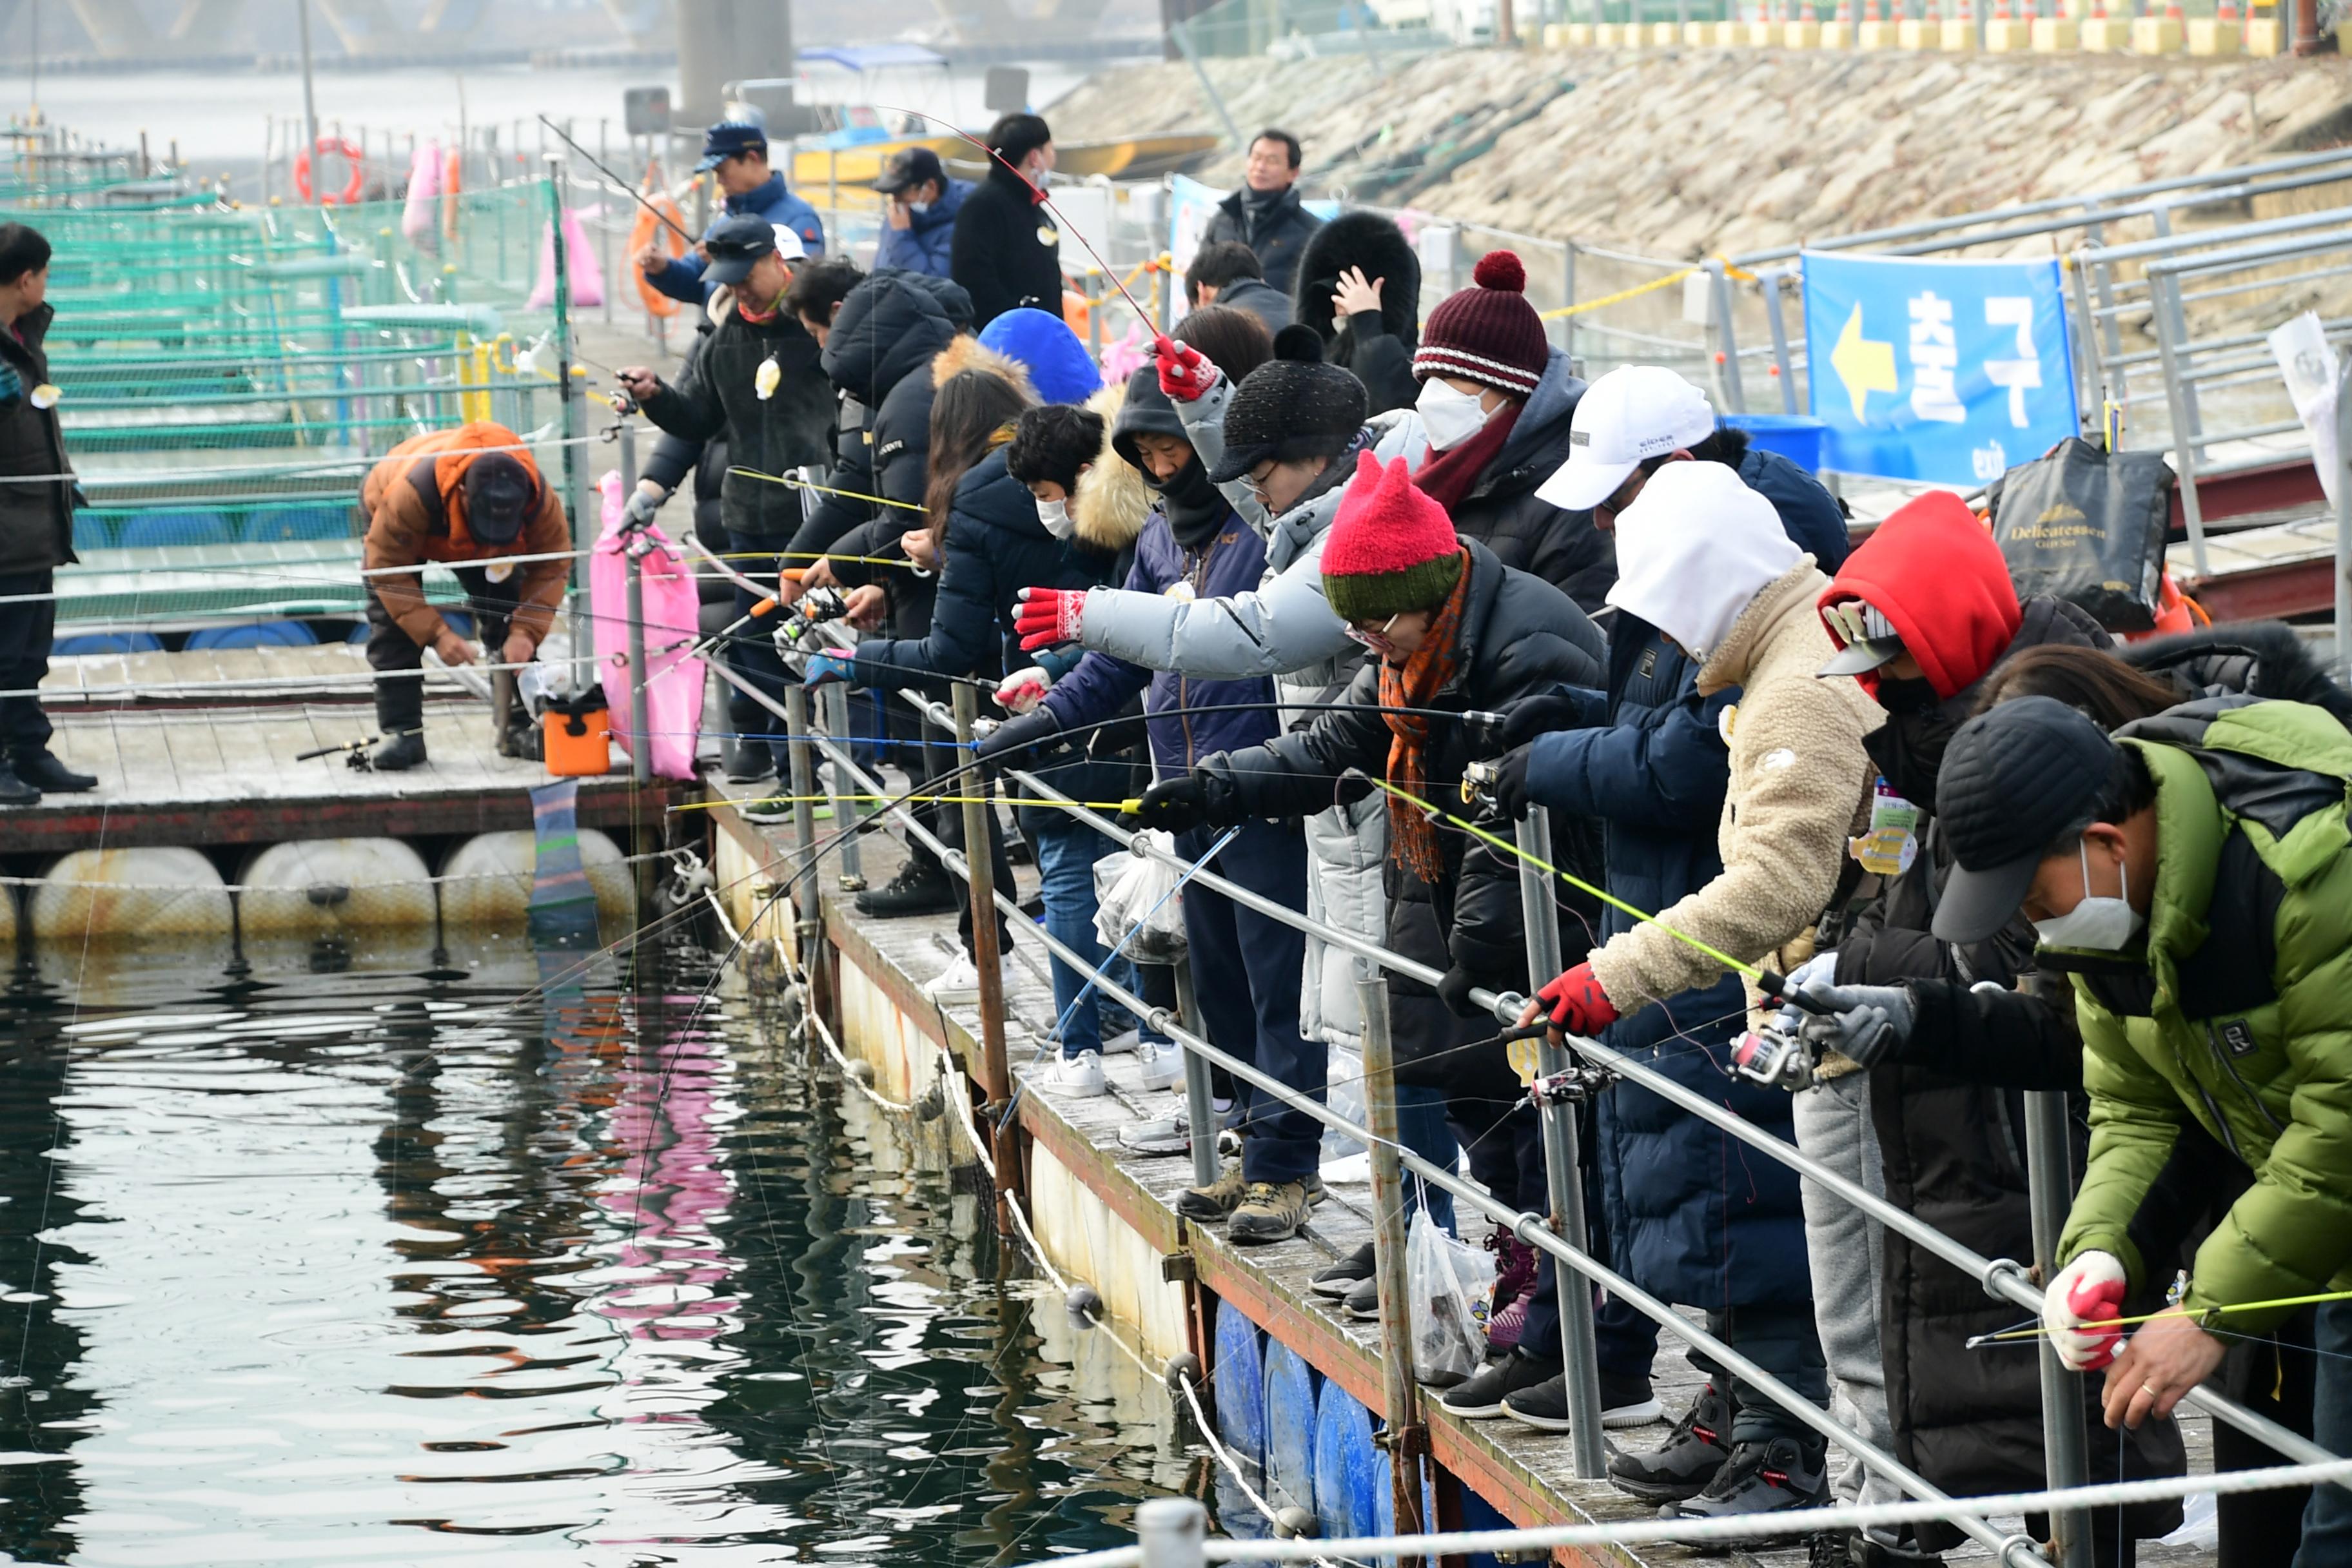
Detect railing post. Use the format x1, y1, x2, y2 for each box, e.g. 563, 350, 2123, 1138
1135, 1496, 1208, 1568
2024, 1079, 2093, 1568
1559, 239, 1578, 369
952, 683, 1018, 1234
1171, 956, 1222, 1191
783, 685, 829, 1023
1709, 257, 1747, 413
618, 422, 652, 788
822, 682, 866, 890
1515, 807, 1606, 1480
1762, 267, 1799, 416
1357, 971, 1428, 1565
2150, 259, 2210, 578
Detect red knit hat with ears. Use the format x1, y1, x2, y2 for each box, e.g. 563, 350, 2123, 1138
1321, 449, 1466, 623
1413, 250, 1551, 396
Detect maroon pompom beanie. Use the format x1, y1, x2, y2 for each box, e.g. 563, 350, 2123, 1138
1321, 449, 1466, 623
1413, 250, 1550, 397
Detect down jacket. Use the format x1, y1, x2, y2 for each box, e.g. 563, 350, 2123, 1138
0, 302, 75, 575
1193, 539, 1606, 1088
646, 173, 827, 304
637, 290, 832, 542
1202, 183, 1323, 297
359, 423, 571, 652
1078, 377, 1429, 1048
1441, 349, 1614, 614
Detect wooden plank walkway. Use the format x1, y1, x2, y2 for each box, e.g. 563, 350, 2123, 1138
701, 789, 2222, 1568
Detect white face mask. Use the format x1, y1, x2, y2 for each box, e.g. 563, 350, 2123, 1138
1035, 496, 1075, 540
908, 201, 932, 215
1416, 378, 1492, 452
2032, 839, 2145, 951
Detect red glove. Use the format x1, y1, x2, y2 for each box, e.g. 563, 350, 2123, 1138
1536, 963, 1618, 1037
1154, 334, 1220, 402
1014, 585, 1086, 651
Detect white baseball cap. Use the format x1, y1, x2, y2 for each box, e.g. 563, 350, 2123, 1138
1536, 365, 1719, 511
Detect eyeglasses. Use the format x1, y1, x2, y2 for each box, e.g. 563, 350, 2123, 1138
1344, 612, 1404, 652
1242, 469, 1275, 509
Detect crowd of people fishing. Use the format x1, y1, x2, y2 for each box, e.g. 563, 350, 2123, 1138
4, 104, 2347, 1568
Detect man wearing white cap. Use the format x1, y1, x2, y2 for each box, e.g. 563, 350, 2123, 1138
1538, 365, 1849, 569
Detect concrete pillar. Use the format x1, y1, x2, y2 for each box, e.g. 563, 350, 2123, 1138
678, 0, 793, 126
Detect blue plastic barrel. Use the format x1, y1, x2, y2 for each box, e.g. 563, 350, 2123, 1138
186, 621, 320, 651
240, 504, 353, 543
1264, 1340, 1317, 1517
53, 631, 164, 656
1722, 413, 1828, 473
117, 509, 233, 549
1313, 1380, 1378, 1542
1213, 1299, 1268, 1474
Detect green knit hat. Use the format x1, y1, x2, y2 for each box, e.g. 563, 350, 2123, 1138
1320, 450, 1467, 624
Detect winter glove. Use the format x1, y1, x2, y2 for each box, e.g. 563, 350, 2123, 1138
1153, 334, 1220, 402
1492, 744, 1536, 823
1435, 965, 1487, 1019
2043, 1251, 2130, 1372
1130, 773, 1208, 834
1536, 961, 1618, 1037
1496, 692, 1589, 752
623, 482, 664, 531
975, 706, 1063, 771
995, 666, 1054, 716
803, 651, 855, 687
1015, 585, 1088, 652
1796, 983, 1916, 1070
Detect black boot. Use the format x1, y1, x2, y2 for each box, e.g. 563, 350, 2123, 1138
722, 731, 777, 784
1667, 1435, 1831, 1552
1607, 1384, 1732, 1502
0, 760, 38, 805
370, 730, 428, 770
11, 752, 95, 792
854, 858, 957, 917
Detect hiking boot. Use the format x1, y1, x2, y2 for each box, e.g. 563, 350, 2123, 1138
1311, 1242, 1376, 1298
1667, 1435, 1830, 1547
0, 761, 37, 806
1440, 1351, 1558, 1418
855, 859, 957, 918
722, 732, 777, 783
1228, 1177, 1324, 1244
1052, 1050, 1106, 1098
369, 730, 427, 771
1608, 1385, 1731, 1503
1177, 1162, 1249, 1220
1502, 1367, 1665, 1433
10, 752, 95, 793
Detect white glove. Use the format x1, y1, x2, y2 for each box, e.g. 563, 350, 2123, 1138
995, 666, 1054, 716
2043, 1250, 2129, 1371
1772, 948, 1839, 1032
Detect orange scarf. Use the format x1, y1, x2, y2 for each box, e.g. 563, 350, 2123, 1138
1378, 547, 1473, 883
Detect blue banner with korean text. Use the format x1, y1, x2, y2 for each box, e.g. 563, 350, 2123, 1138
1801, 251, 2079, 485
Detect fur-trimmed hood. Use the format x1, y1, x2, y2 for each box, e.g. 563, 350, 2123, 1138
1072, 378, 1151, 554
930, 333, 1036, 399
2125, 619, 2352, 727
1292, 209, 1420, 346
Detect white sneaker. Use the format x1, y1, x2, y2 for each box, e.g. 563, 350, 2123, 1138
923, 953, 1006, 1003
1119, 1111, 1188, 1155
1099, 1028, 1141, 1056
1135, 1037, 1182, 1091
1054, 1050, 1107, 1097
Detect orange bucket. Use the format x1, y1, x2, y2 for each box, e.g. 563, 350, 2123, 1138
542, 693, 613, 777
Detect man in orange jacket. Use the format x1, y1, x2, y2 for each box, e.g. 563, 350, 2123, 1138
360, 422, 571, 769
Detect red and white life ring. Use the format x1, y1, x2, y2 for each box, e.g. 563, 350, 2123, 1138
293, 136, 366, 206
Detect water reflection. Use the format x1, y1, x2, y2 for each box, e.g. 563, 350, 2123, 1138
0, 935, 1197, 1566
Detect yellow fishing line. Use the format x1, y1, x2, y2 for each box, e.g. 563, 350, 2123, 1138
727, 466, 928, 512
1974, 1287, 2352, 1343
1363, 775, 1765, 981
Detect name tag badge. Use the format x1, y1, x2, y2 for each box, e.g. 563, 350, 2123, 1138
484, 561, 516, 583
1848, 780, 1919, 876
1037, 224, 1059, 248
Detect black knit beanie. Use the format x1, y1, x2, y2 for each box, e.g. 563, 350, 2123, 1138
1206, 327, 1369, 485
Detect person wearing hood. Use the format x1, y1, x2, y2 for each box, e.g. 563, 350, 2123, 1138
977, 306, 1104, 407
1535, 364, 1849, 571
1520, 459, 1879, 1525
1793, 494, 2197, 1565
1129, 451, 1606, 1266
1292, 210, 1420, 416
982, 355, 1328, 1245
1408, 251, 1611, 613
1184, 240, 1293, 335
639, 121, 826, 305
872, 147, 971, 279
950, 113, 1064, 328
618, 216, 831, 775
1202, 130, 1322, 297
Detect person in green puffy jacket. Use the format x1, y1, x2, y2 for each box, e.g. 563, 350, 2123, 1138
1925, 692, 2352, 1567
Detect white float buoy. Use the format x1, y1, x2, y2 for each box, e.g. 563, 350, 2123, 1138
437, 828, 634, 934
32, 847, 233, 940
238, 839, 437, 937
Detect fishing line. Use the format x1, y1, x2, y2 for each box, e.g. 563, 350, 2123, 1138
1965, 1288, 2352, 1348
727, 467, 927, 513
536, 115, 695, 244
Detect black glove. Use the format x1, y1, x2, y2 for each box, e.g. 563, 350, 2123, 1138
1498, 692, 1588, 752
1493, 744, 1536, 823
1435, 965, 1485, 1019
975, 707, 1063, 772
1130, 773, 1208, 833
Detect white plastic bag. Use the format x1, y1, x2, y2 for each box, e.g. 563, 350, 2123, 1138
1093, 829, 1188, 962
2271, 309, 2344, 505
1406, 1209, 1494, 1386
1322, 1048, 1368, 1163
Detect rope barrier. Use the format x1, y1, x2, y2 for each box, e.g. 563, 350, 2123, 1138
1535, 254, 1758, 321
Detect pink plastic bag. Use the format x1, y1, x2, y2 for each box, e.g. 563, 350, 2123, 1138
527, 206, 606, 310
591, 471, 705, 779
400, 140, 442, 248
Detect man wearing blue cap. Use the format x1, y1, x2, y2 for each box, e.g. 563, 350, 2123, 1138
638, 121, 825, 305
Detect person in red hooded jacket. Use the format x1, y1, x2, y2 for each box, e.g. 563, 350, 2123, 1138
1787, 491, 2188, 1568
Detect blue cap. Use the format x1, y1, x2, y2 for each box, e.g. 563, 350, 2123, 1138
696, 120, 768, 173
978, 307, 1102, 407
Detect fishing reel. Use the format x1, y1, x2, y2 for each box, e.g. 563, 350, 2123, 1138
1730, 1017, 1818, 1092
771, 585, 849, 652
1460, 758, 1504, 810
1527, 1060, 1614, 1108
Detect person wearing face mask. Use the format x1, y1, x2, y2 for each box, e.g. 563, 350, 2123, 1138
949, 113, 1064, 328
871, 146, 971, 279
1407, 251, 1611, 614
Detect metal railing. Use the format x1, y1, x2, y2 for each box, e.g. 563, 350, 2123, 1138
727, 657, 2347, 1565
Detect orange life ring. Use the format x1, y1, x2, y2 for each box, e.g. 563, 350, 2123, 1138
631, 192, 689, 319
293, 136, 366, 206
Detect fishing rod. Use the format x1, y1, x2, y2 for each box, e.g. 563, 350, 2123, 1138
729, 466, 927, 514
536, 114, 696, 246
1965, 1288, 2352, 1349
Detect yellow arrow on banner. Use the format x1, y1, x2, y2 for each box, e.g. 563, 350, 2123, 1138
1828, 302, 1898, 423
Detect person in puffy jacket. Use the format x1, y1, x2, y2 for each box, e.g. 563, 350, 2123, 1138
1200, 130, 1322, 297
976, 306, 1102, 407
1408, 252, 1611, 612
1523, 459, 1879, 1526
1293, 210, 1420, 416
948, 113, 1063, 328
1137, 449, 1605, 1272
871, 147, 970, 279
639, 121, 826, 304
987, 359, 1326, 1246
